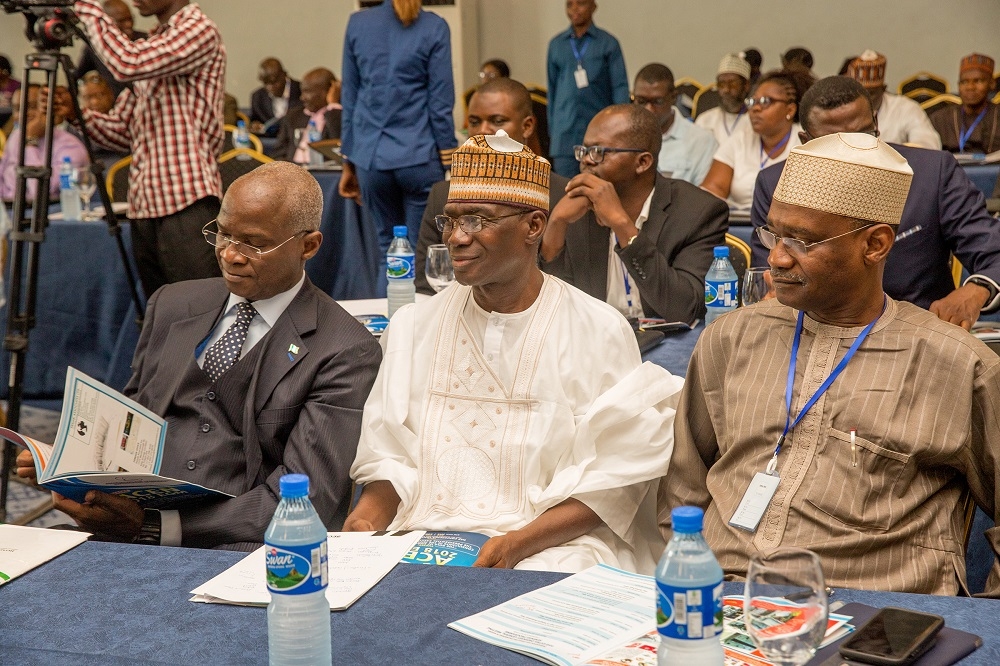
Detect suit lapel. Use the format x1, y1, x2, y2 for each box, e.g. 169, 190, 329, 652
587, 212, 611, 297
251, 280, 317, 414
641, 176, 673, 249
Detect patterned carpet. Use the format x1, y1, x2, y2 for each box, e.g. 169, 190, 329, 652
4, 403, 76, 528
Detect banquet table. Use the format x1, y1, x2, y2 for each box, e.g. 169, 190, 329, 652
0, 540, 996, 665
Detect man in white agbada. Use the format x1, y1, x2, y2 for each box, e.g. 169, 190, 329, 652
345, 130, 683, 574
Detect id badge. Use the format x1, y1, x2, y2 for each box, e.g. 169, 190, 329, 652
574, 64, 589, 89
729, 472, 780, 533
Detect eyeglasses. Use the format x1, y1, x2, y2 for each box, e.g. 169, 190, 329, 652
756, 224, 876, 257
744, 95, 792, 110
434, 211, 525, 234
573, 145, 646, 163
630, 94, 671, 107
202, 220, 307, 260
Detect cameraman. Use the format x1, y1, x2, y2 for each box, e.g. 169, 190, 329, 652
71, 0, 225, 299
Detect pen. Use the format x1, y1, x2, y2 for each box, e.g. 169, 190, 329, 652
850, 429, 857, 467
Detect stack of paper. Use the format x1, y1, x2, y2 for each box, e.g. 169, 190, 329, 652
0, 524, 90, 585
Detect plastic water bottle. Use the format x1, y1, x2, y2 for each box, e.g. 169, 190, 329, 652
307, 119, 323, 166
386, 225, 415, 318
704, 245, 738, 326
265, 474, 331, 666
234, 119, 252, 159
59, 157, 82, 220
656, 506, 724, 666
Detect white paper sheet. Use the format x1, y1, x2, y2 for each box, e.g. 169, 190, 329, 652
0, 524, 91, 585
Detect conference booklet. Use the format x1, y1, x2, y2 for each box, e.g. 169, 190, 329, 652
400, 531, 489, 567
5, 367, 232, 508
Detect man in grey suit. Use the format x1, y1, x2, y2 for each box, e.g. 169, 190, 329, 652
541, 104, 729, 323
17, 162, 381, 550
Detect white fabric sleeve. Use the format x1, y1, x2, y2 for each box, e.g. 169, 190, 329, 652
160, 509, 182, 546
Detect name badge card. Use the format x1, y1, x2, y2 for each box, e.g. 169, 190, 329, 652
574, 64, 589, 89
729, 472, 780, 533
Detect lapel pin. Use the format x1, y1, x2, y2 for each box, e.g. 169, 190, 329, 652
287, 344, 299, 362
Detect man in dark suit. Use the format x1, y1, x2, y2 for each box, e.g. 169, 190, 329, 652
751, 76, 1000, 329
249, 57, 301, 137
274, 68, 341, 163
17, 162, 381, 550
541, 104, 729, 323
416, 78, 567, 294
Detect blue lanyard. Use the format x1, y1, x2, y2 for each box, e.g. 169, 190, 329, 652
570, 35, 590, 64
766, 298, 886, 474
621, 258, 634, 312
724, 109, 745, 136
959, 107, 988, 152
759, 129, 792, 169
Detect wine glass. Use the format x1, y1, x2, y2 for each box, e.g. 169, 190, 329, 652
744, 548, 828, 665
425, 244, 454, 293
76, 169, 97, 221
742, 267, 772, 306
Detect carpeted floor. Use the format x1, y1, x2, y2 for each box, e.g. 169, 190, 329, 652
4, 403, 76, 528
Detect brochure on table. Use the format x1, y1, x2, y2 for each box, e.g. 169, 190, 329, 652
190, 530, 425, 611
0, 524, 91, 586
5, 367, 232, 507
400, 531, 489, 566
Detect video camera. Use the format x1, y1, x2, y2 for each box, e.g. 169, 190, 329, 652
1, 0, 78, 50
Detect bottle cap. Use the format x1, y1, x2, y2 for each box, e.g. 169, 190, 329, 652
713, 246, 730, 258
671, 506, 705, 533
237, 119, 245, 128
279, 473, 309, 498
63, 156, 72, 163
393, 225, 408, 238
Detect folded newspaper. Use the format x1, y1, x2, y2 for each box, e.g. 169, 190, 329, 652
6, 367, 232, 508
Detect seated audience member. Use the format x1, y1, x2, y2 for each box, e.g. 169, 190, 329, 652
930, 54, 1000, 155
463, 60, 510, 111
223, 92, 239, 127
0, 85, 88, 202
632, 63, 717, 184
663, 133, 1000, 595
79, 71, 115, 114
417, 78, 566, 295
75, 0, 146, 99
17, 162, 382, 549
249, 57, 301, 136
541, 104, 728, 323
743, 48, 762, 85
847, 50, 941, 149
701, 69, 810, 211
695, 54, 752, 145
780, 46, 817, 84
346, 132, 683, 574
274, 68, 341, 163
462, 59, 550, 159
0, 54, 20, 124
751, 76, 1000, 327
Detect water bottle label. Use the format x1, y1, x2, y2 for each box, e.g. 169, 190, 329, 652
387, 254, 415, 280
264, 539, 328, 595
705, 280, 738, 308
657, 581, 723, 640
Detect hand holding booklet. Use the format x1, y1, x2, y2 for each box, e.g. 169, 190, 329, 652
5, 368, 232, 508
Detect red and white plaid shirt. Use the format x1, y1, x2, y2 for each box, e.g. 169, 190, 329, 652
75, 0, 226, 220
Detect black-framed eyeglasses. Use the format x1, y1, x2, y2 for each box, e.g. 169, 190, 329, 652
434, 211, 525, 234
202, 220, 307, 260
630, 94, 671, 107
573, 145, 646, 163
756, 224, 876, 257
744, 95, 792, 110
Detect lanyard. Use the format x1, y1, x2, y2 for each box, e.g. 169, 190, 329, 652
620, 257, 634, 313
765, 297, 886, 474
724, 109, 745, 136
759, 129, 792, 169
570, 35, 590, 64
959, 107, 988, 152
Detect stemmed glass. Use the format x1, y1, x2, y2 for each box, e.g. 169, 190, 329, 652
744, 548, 828, 665
425, 244, 455, 293
742, 267, 772, 306
76, 169, 97, 221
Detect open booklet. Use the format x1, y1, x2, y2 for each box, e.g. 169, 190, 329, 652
190, 530, 425, 611
5, 367, 232, 508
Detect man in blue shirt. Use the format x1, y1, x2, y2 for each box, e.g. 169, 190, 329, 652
547, 0, 629, 177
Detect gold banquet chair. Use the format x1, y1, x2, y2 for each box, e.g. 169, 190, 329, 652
105, 155, 131, 203
218, 148, 273, 193
673, 77, 703, 118
222, 124, 263, 154
692, 86, 721, 120
725, 233, 751, 300
899, 72, 948, 97
903, 87, 941, 105
920, 93, 961, 117
0, 128, 6, 155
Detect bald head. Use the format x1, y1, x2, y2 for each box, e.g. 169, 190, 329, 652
224, 161, 324, 234
475, 78, 533, 120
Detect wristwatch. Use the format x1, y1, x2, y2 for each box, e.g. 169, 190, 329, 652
134, 509, 162, 545
965, 276, 999, 310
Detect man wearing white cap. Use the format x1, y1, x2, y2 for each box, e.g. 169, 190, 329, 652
662, 133, 1000, 595
695, 53, 752, 145
346, 131, 683, 574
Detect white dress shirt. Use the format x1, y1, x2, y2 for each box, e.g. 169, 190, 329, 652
606, 190, 654, 318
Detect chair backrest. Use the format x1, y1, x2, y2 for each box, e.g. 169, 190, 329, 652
692, 86, 721, 119
222, 124, 263, 154
903, 87, 941, 105
0, 128, 6, 156
725, 233, 751, 301
899, 72, 948, 96
218, 148, 273, 193
952, 255, 964, 288
105, 155, 132, 203
673, 78, 703, 119
920, 93, 961, 116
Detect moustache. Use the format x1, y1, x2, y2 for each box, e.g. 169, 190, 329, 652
770, 271, 805, 284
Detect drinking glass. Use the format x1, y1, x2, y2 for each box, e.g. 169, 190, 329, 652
744, 548, 828, 665
742, 267, 772, 306
425, 244, 454, 293
76, 169, 97, 221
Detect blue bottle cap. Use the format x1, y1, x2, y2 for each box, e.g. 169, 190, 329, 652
713, 246, 730, 258
279, 473, 309, 498
393, 225, 408, 238
671, 506, 704, 533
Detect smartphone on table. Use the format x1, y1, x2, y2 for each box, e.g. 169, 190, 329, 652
838, 606, 944, 665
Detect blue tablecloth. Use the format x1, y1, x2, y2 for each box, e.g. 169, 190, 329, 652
0, 541, 995, 665
963, 163, 999, 198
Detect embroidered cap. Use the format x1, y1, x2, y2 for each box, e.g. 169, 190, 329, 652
447, 130, 550, 211
847, 50, 887, 87
717, 53, 751, 80
960, 53, 995, 78
773, 133, 913, 226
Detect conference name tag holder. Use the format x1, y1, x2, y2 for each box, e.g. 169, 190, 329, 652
729, 471, 781, 533
574, 65, 589, 89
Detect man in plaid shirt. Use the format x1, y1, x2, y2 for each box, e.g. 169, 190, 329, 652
73, 0, 226, 299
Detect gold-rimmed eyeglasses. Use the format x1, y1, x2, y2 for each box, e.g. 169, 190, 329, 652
756, 224, 876, 257
202, 220, 306, 260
